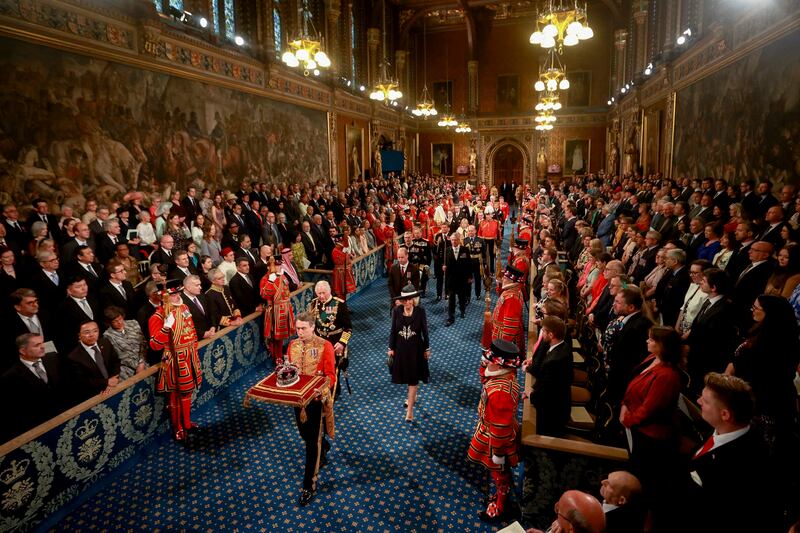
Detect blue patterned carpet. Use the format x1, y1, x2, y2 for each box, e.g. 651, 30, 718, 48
54, 227, 526, 532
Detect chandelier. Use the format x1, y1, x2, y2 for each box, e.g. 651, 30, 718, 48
437, 105, 458, 128
534, 49, 570, 92
412, 22, 438, 118
535, 110, 556, 131
535, 91, 562, 112
455, 116, 472, 133
529, 0, 593, 53
370, 0, 402, 103
281, 0, 330, 76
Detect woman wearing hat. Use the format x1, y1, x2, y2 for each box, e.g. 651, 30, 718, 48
388, 284, 430, 422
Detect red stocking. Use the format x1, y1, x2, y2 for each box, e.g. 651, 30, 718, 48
488, 470, 512, 517
168, 392, 180, 432
180, 393, 193, 429
271, 339, 284, 363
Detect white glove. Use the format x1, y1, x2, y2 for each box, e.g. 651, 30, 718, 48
268, 273, 277, 282
491, 454, 505, 465
162, 313, 176, 330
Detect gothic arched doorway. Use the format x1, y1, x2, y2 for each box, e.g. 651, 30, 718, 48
492, 144, 524, 189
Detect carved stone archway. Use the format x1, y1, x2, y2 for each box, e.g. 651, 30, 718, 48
482, 137, 532, 188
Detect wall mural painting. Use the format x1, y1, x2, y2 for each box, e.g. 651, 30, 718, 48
565, 139, 590, 175
673, 29, 800, 186
345, 125, 363, 183
0, 37, 330, 212
432, 143, 454, 177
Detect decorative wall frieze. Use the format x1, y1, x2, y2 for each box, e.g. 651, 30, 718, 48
268, 65, 331, 107
0, 0, 135, 51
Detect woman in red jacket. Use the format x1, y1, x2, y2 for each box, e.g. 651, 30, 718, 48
619, 325, 682, 531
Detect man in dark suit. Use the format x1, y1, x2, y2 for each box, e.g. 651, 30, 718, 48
181, 186, 200, 223
527, 316, 572, 437
68, 245, 103, 295
167, 250, 199, 282
1, 203, 29, 253
261, 211, 283, 249
388, 247, 421, 310
0, 334, 68, 442
99, 259, 136, 319
445, 232, 471, 326
3, 288, 54, 372
181, 274, 215, 339
754, 180, 779, 221
725, 222, 757, 279
88, 206, 110, 237
533, 247, 557, 297
60, 222, 96, 264
299, 221, 323, 267
27, 250, 66, 310
235, 234, 258, 267
67, 320, 121, 402
26, 198, 62, 244
686, 373, 776, 532
686, 268, 738, 395
561, 203, 579, 253
739, 179, 759, 220
599, 471, 646, 533
605, 288, 653, 407
149, 234, 176, 266
731, 240, 774, 331
57, 276, 103, 355
229, 257, 260, 316
685, 217, 708, 261
758, 205, 786, 249
655, 248, 691, 328
95, 218, 126, 265
629, 231, 661, 284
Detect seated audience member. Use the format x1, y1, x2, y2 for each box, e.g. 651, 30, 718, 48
599, 471, 645, 533
527, 316, 571, 437
526, 490, 605, 533
687, 373, 778, 532
67, 320, 121, 401
619, 326, 683, 531
28, 250, 66, 309
102, 306, 147, 381
69, 244, 102, 294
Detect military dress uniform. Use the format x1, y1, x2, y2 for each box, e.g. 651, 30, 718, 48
488, 265, 526, 352
307, 295, 352, 398
464, 234, 484, 299
432, 230, 448, 300
285, 334, 336, 505
478, 217, 500, 275
260, 261, 295, 363
408, 236, 432, 295
332, 239, 356, 299
149, 283, 202, 442
467, 339, 522, 522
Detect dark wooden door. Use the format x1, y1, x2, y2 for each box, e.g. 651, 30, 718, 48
493, 144, 523, 187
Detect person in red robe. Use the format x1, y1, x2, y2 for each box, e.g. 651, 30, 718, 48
260, 256, 295, 363
467, 339, 522, 522
484, 265, 526, 352
149, 279, 202, 442
332, 233, 356, 298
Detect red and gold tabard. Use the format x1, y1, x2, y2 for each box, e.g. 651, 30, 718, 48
332, 244, 356, 297
490, 284, 526, 352
150, 304, 202, 394
286, 335, 337, 435
478, 218, 500, 241
260, 272, 295, 340
467, 369, 520, 471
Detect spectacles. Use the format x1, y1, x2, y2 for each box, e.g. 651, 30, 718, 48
554, 502, 575, 527
751, 305, 763, 312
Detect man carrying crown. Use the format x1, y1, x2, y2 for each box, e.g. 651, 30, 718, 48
286, 311, 336, 507
468, 339, 522, 522
149, 279, 201, 442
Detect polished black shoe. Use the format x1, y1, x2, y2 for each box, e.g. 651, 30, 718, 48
460, 312, 466, 318
445, 319, 454, 327
320, 453, 328, 468
298, 489, 316, 506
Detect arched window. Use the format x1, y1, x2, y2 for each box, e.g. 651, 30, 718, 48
273, 3, 283, 57
223, 0, 235, 40
212, 0, 221, 34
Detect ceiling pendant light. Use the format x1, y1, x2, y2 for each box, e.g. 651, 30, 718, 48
412, 22, 438, 118
370, 0, 402, 103
281, 0, 330, 76
529, 0, 593, 54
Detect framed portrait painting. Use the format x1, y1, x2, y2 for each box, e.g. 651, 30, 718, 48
345, 125, 364, 182
496, 74, 519, 111
565, 72, 591, 107
432, 143, 454, 177
564, 139, 590, 175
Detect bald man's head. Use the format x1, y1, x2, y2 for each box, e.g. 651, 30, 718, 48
600, 470, 642, 507
556, 490, 605, 533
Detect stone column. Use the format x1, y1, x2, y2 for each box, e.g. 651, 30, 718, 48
613, 29, 628, 93
367, 27, 380, 87
395, 50, 407, 94
325, 0, 341, 76
662, 0, 676, 55
467, 60, 479, 113
633, 1, 648, 75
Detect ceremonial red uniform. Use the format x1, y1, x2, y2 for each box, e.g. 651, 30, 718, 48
332, 243, 356, 298
478, 218, 500, 240
489, 284, 526, 352
260, 270, 296, 362
467, 359, 520, 520
381, 225, 396, 270
150, 303, 201, 440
